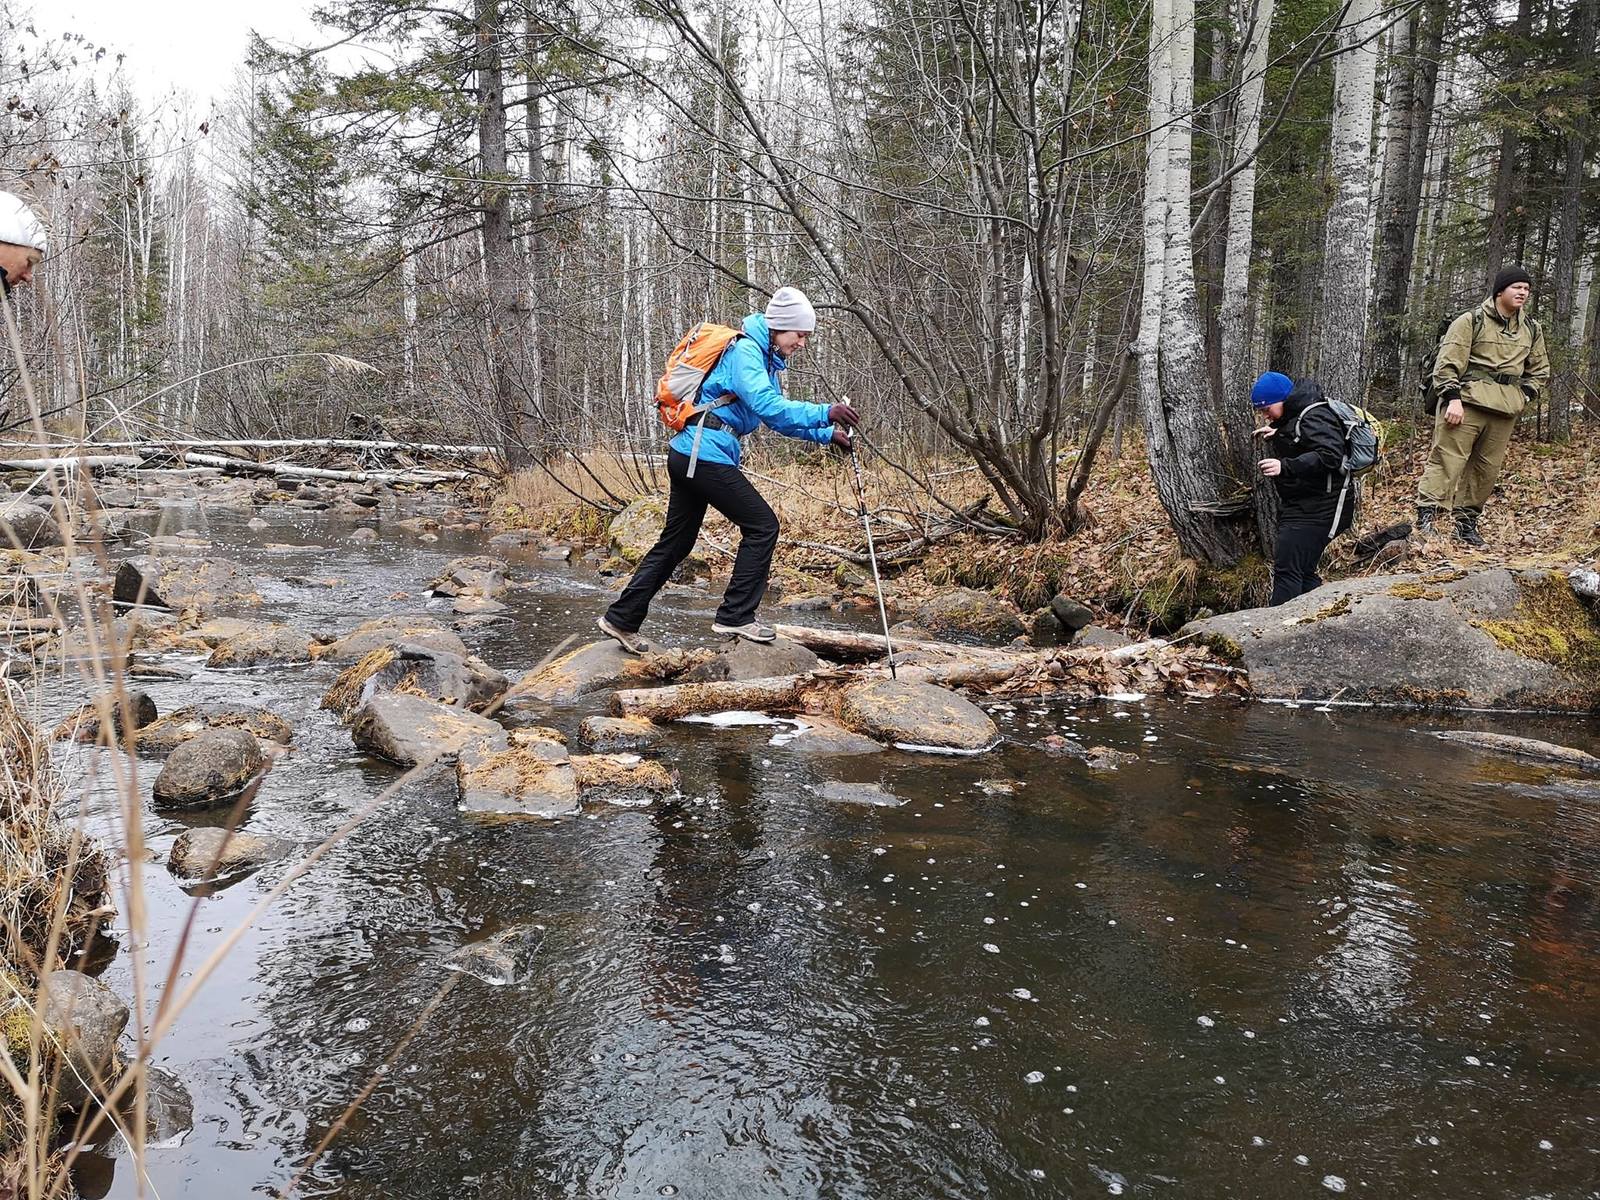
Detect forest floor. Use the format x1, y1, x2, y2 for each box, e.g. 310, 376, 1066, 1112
489, 425, 1600, 634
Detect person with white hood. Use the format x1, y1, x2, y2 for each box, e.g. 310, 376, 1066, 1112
0, 190, 47, 296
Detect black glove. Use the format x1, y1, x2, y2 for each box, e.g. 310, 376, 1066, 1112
1520, 383, 1538, 401
827, 402, 861, 430
829, 428, 853, 450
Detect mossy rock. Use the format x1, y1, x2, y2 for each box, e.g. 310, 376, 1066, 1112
608, 497, 667, 564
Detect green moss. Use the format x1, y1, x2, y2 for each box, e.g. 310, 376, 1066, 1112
1296, 593, 1354, 624
1470, 572, 1600, 674
1388, 582, 1445, 601
1198, 633, 1245, 665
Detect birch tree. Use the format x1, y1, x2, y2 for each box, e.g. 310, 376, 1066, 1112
1219, 0, 1274, 412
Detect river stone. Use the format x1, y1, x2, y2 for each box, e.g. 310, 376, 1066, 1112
350, 526, 379, 544
570, 754, 676, 806
445, 924, 545, 986
837, 679, 1000, 751
683, 635, 821, 683
502, 640, 693, 708
113, 556, 259, 614
92, 484, 138, 509
1049, 594, 1096, 632
429, 555, 507, 598
53, 689, 158, 744
1180, 568, 1600, 710
0, 499, 63, 548
136, 703, 292, 756
913, 588, 1026, 646
37, 970, 129, 1110
325, 643, 509, 718
776, 716, 884, 755
456, 738, 578, 818
350, 692, 507, 766
1430, 730, 1600, 770
608, 496, 666, 563
139, 1066, 195, 1148
814, 779, 902, 806
1077, 625, 1135, 650
579, 715, 662, 753
206, 622, 319, 667
152, 728, 267, 809
168, 826, 294, 882
319, 615, 470, 662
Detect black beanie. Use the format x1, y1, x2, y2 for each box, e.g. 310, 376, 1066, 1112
1492, 265, 1532, 296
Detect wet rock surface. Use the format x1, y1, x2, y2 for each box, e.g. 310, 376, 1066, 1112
774, 716, 884, 755
53, 689, 158, 743
570, 753, 676, 806
579, 714, 663, 753
37, 970, 130, 1110
445, 924, 546, 986
683, 635, 820, 683
151, 728, 267, 809
837, 679, 1000, 751
913, 588, 1026, 645
429, 555, 508, 598
323, 643, 508, 718
206, 622, 320, 667
1429, 730, 1600, 770
113, 555, 259, 614
503, 639, 696, 707
319, 614, 471, 662
136, 703, 294, 756
814, 779, 902, 806
168, 826, 295, 882
456, 736, 579, 818
350, 692, 507, 766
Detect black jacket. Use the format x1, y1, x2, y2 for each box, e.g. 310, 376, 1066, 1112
1268, 380, 1348, 525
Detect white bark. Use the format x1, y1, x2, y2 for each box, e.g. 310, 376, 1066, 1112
1220, 0, 1275, 407
1316, 0, 1382, 400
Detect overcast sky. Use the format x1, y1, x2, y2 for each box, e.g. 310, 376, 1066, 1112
39, 0, 324, 107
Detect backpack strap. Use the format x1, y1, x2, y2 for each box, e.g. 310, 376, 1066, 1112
684, 335, 745, 479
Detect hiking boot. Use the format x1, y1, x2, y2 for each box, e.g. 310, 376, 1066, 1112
1415, 504, 1441, 535
711, 619, 776, 644
596, 614, 648, 655
1453, 510, 1486, 548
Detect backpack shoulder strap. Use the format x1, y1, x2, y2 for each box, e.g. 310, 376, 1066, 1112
1292, 399, 1327, 440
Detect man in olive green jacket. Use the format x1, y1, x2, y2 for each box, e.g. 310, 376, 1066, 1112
1417, 266, 1549, 547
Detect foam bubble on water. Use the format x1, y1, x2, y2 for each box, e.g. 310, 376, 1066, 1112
1251, 1137, 1266, 1147
1464, 1055, 1481, 1066
1243, 1030, 1256, 1039
679, 710, 783, 727
1538, 1139, 1553, 1150
1012, 988, 1033, 1000
1196, 1015, 1215, 1028
1028, 1169, 1046, 1180
1294, 1155, 1310, 1166
746, 901, 762, 913
344, 1017, 370, 1032
982, 943, 1000, 953
1214, 1075, 1226, 1084
984, 917, 996, 925
1024, 1071, 1045, 1084
1321, 1176, 1346, 1193
974, 1016, 990, 1026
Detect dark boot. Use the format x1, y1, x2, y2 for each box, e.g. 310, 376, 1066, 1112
1415, 504, 1441, 535
1453, 508, 1486, 548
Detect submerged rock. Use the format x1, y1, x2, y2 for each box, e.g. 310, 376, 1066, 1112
814, 779, 902, 807
1430, 730, 1600, 770
773, 716, 884, 755
318, 614, 470, 662
445, 924, 545, 986
112, 556, 259, 614
37, 970, 130, 1109
837, 679, 1000, 751
429, 555, 507, 598
913, 588, 1026, 646
151, 728, 267, 809
138, 1066, 195, 1148
570, 753, 676, 806
52, 689, 158, 744
683, 635, 820, 683
168, 826, 294, 882
350, 692, 506, 766
456, 737, 578, 818
579, 715, 662, 753
1181, 568, 1600, 711
136, 703, 293, 756
322, 643, 508, 718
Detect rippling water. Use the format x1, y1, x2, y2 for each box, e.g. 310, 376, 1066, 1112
36, 497, 1600, 1199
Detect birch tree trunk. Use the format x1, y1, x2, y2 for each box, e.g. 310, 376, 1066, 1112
1219, 0, 1273, 410
1485, 0, 1533, 281
1138, 0, 1257, 567
1314, 0, 1380, 402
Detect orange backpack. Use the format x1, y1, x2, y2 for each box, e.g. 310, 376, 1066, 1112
655, 322, 742, 432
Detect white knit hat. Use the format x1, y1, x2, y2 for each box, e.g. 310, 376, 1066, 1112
0, 192, 47, 253
765, 286, 816, 333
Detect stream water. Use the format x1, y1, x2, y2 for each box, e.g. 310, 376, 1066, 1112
33, 494, 1600, 1199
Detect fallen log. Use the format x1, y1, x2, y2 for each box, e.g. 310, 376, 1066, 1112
0, 438, 493, 456
0, 455, 143, 472
770, 622, 1013, 661
177, 452, 469, 485
612, 672, 824, 722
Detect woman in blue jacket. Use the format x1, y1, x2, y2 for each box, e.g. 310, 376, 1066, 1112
598, 287, 859, 650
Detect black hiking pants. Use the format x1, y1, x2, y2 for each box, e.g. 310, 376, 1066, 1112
605, 449, 780, 632
1268, 519, 1332, 606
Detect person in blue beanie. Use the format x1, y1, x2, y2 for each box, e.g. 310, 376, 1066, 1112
1252, 371, 1350, 606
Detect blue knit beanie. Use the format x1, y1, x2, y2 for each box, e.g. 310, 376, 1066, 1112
1250, 371, 1293, 408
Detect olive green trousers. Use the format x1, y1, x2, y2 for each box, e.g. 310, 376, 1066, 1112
1416, 403, 1517, 512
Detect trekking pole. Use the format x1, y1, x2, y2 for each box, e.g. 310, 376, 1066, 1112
843, 418, 897, 680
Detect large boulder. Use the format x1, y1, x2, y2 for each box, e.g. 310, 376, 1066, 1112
837, 679, 1001, 751
428, 556, 508, 599
502, 640, 700, 708
913, 588, 1026, 645
36, 971, 129, 1110
206, 623, 321, 667
113, 556, 259, 614
136, 703, 293, 756
607, 496, 666, 563
322, 643, 508, 719
456, 735, 578, 818
168, 827, 294, 883
350, 692, 506, 766
318, 615, 470, 662
1180, 568, 1600, 710
0, 500, 62, 548
151, 728, 267, 809
53, 689, 158, 744
682, 635, 820, 683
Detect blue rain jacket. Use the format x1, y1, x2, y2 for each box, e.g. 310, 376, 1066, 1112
667, 313, 833, 468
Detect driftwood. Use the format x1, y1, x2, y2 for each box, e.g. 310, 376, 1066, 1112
770, 623, 1014, 661
177, 452, 469, 485
612, 673, 822, 722
0, 438, 492, 456
0, 455, 143, 472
